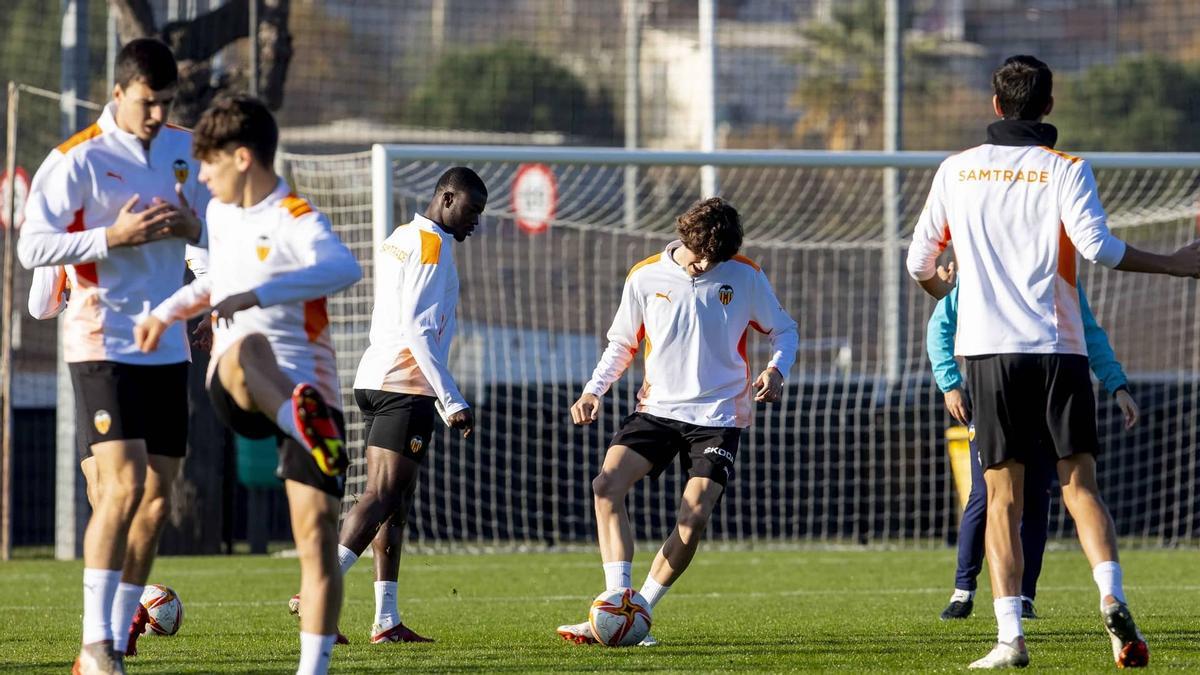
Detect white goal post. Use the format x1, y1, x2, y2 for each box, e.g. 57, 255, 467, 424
279, 144, 1200, 550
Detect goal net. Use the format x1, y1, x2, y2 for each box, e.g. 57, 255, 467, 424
281, 146, 1200, 549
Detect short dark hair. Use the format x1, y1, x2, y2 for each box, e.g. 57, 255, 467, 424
676, 197, 743, 264
192, 95, 279, 167
434, 167, 488, 199
992, 55, 1053, 120
114, 38, 178, 90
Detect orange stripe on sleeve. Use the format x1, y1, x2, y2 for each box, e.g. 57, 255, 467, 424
730, 254, 761, 271
1038, 146, 1083, 164
626, 253, 661, 279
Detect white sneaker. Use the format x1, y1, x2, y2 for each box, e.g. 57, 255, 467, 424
968, 638, 1029, 669
637, 634, 659, 647
556, 621, 598, 645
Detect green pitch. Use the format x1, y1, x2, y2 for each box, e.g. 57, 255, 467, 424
2, 548, 1198, 672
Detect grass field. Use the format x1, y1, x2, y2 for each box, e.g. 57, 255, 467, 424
2, 548, 1198, 673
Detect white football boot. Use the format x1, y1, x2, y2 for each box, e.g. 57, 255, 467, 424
556, 621, 598, 645
968, 637, 1029, 669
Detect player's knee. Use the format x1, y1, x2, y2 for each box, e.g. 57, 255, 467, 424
592, 473, 622, 504
139, 493, 171, 530
104, 478, 146, 515
237, 333, 273, 362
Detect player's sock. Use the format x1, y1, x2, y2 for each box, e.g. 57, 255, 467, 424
82, 568, 121, 644
1092, 560, 1126, 609
603, 561, 632, 591
994, 596, 1024, 643
297, 632, 335, 675
275, 400, 308, 447
110, 582, 144, 653
639, 575, 671, 609
950, 588, 973, 603
337, 545, 358, 576
374, 581, 400, 631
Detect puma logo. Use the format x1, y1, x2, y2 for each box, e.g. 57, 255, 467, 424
654, 291, 672, 303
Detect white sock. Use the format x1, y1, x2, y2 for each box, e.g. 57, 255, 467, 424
639, 575, 671, 609
950, 588, 973, 603
336, 545, 358, 576
110, 582, 144, 652
603, 561, 632, 591
374, 580, 400, 630
994, 596, 1024, 644
276, 400, 307, 446
296, 632, 335, 675
1092, 560, 1126, 609
82, 568, 122, 644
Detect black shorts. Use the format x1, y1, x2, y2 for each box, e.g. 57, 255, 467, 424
964, 353, 1099, 469
208, 371, 345, 498
609, 412, 742, 487
354, 389, 437, 462
69, 361, 189, 458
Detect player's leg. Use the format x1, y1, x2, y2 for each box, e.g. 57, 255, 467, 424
1045, 354, 1147, 668
559, 414, 670, 644
217, 334, 346, 476
286, 478, 343, 675
943, 434, 986, 620
637, 423, 739, 615
113, 454, 181, 656
1018, 451, 1054, 619
114, 361, 189, 657
965, 355, 1032, 669
80, 440, 148, 673
81, 456, 100, 508
367, 478, 432, 643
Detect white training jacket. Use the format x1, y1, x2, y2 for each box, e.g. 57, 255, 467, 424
906, 129, 1127, 357
584, 241, 798, 429
17, 103, 210, 364
353, 213, 468, 421
151, 179, 361, 406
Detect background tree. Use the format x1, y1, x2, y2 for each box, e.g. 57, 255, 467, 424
1054, 55, 1200, 152
405, 42, 618, 142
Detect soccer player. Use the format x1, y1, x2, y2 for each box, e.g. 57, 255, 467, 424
907, 55, 1200, 668
313, 167, 485, 644
136, 95, 361, 675
556, 197, 798, 645
17, 38, 207, 675
928, 264, 1139, 621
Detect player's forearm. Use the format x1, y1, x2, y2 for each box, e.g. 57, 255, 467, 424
150, 280, 212, 324
766, 328, 798, 378
27, 267, 67, 320
584, 342, 636, 396
1114, 244, 1188, 276
254, 263, 360, 307
17, 228, 108, 269
408, 331, 468, 413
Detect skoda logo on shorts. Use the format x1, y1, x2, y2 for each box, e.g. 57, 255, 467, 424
718, 284, 734, 305
94, 410, 112, 435
702, 446, 734, 462
409, 436, 424, 454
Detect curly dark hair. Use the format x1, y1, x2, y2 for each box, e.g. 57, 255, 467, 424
676, 197, 743, 263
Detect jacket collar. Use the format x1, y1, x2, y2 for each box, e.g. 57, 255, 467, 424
986, 119, 1058, 148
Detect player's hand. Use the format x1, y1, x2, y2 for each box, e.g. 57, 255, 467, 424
944, 387, 972, 425
937, 261, 957, 285
754, 367, 784, 403
191, 314, 213, 352
1168, 240, 1200, 278
1115, 389, 1139, 430
134, 315, 168, 353
448, 408, 474, 438
172, 183, 204, 244
212, 291, 260, 326
571, 393, 601, 425
106, 195, 178, 248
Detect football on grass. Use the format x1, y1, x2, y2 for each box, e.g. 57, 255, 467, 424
588, 588, 652, 646
140, 584, 184, 636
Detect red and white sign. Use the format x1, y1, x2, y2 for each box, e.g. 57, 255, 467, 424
511, 163, 557, 235
0, 167, 30, 230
